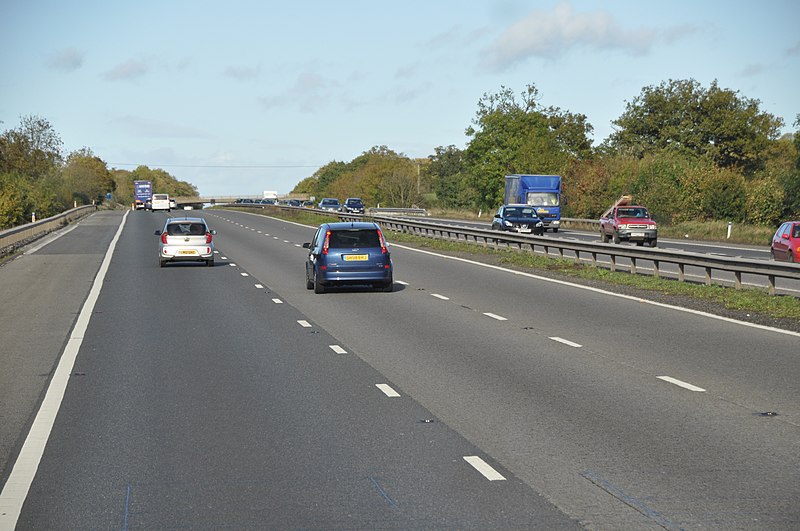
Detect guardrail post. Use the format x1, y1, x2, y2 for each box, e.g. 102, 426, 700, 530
705, 267, 712, 285
678, 263, 685, 282
630, 257, 637, 275
591, 251, 597, 266
734, 271, 742, 290
653, 260, 660, 278
610, 255, 616, 272
768, 275, 776, 295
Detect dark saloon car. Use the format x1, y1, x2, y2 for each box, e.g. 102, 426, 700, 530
340, 197, 365, 214
771, 221, 800, 262
491, 204, 545, 235
303, 222, 393, 293
318, 198, 340, 211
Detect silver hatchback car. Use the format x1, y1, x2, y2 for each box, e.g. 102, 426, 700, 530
155, 217, 216, 267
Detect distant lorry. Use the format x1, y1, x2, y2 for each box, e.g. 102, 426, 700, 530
133, 180, 152, 210
263, 190, 279, 200
599, 195, 658, 247
504, 174, 562, 232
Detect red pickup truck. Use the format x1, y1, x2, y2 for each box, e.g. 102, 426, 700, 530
599, 196, 658, 247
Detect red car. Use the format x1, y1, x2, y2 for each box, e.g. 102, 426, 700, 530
771, 221, 800, 262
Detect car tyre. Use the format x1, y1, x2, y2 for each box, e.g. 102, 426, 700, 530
313, 270, 325, 294
206, 258, 214, 267
650, 239, 657, 247
380, 278, 393, 292
789, 251, 795, 263
159, 259, 166, 268
552, 228, 559, 233
305, 268, 314, 290
601, 232, 609, 243
613, 232, 621, 244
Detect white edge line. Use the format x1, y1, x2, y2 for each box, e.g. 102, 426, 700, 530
657, 376, 706, 392
431, 293, 450, 300
549, 336, 583, 348
0, 210, 128, 528
388, 242, 800, 338
375, 384, 401, 397
463, 456, 506, 481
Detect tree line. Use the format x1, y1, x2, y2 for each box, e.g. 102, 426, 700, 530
294, 79, 799, 225
0, 116, 197, 230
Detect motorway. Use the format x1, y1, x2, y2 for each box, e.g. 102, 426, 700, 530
1, 209, 798, 529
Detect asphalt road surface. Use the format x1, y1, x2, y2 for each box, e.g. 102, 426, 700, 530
1, 208, 798, 530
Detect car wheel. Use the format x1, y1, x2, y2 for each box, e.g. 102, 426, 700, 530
305, 267, 314, 290
552, 228, 558, 233
650, 239, 658, 247
380, 277, 393, 292
613, 232, 621, 244
636, 241, 644, 246
206, 258, 214, 267
789, 251, 795, 263
601, 232, 609, 243
159, 259, 166, 268
313, 270, 325, 294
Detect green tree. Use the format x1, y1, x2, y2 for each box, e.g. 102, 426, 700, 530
61, 148, 114, 205
607, 79, 783, 175
0, 115, 63, 181
427, 145, 474, 208
464, 85, 593, 209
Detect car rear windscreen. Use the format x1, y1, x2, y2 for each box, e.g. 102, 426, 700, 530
167, 223, 206, 235
329, 229, 380, 248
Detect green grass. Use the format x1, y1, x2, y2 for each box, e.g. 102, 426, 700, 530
215, 205, 800, 321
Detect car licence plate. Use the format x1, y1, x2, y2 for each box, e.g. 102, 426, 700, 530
515, 228, 532, 233
631, 232, 645, 237
178, 250, 198, 255
343, 254, 368, 261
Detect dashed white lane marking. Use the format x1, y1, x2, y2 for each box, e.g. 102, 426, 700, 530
213, 250, 219, 254
221, 256, 228, 260
431, 293, 450, 300
257, 231, 262, 233
396, 280, 410, 286
549, 337, 582, 348
273, 236, 279, 240
297, 320, 312, 328
283, 240, 290, 243
463, 456, 506, 481
229, 263, 237, 267
329, 345, 347, 354
376, 384, 401, 397
272, 298, 283, 304
240, 272, 249, 277
657, 376, 706, 392
294, 244, 302, 247
483, 312, 507, 321
254, 284, 264, 289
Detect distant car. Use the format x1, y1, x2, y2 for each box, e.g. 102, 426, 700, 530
259, 198, 276, 205
318, 198, 340, 211
155, 217, 216, 267
303, 221, 393, 293
771, 221, 800, 262
491, 204, 545, 235
288, 199, 302, 207
340, 197, 365, 214
151, 193, 171, 212
302, 201, 315, 208
169, 198, 177, 209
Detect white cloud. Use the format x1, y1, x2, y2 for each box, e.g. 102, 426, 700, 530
47, 47, 84, 71
110, 115, 211, 139
481, 2, 663, 71
259, 72, 340, 113
104, 60, 149, 81
224, 65, 260, 80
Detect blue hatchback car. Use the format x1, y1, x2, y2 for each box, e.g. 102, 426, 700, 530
303, 222, 393, 293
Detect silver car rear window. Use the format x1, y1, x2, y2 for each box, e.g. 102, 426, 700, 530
167, 223, 206, 236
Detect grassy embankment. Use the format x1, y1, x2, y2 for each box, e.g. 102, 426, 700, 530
221, 206, 800, 321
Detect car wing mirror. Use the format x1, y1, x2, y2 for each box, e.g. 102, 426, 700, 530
154, 230, 162, 235
210, 229, 217, 235
302, 242, 311, 249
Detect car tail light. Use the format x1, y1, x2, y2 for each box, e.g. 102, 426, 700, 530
322, 230, 331, 255
205, 232, 213, 243
377, 229, 388, 254
161, 232, 168, 244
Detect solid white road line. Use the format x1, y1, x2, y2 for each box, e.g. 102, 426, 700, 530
549, 337, 583, 348
0, 211, 128, 529
463, 456, 506, 481
431, 293, 450, 300
483, 312, 507, 321
329, 345, 347, 354
657, 376, 706, 392
375, 384, 401, 397
297, 320, 312, 328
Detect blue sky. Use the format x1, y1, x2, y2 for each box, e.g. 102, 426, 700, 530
2, 0, 798, 196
